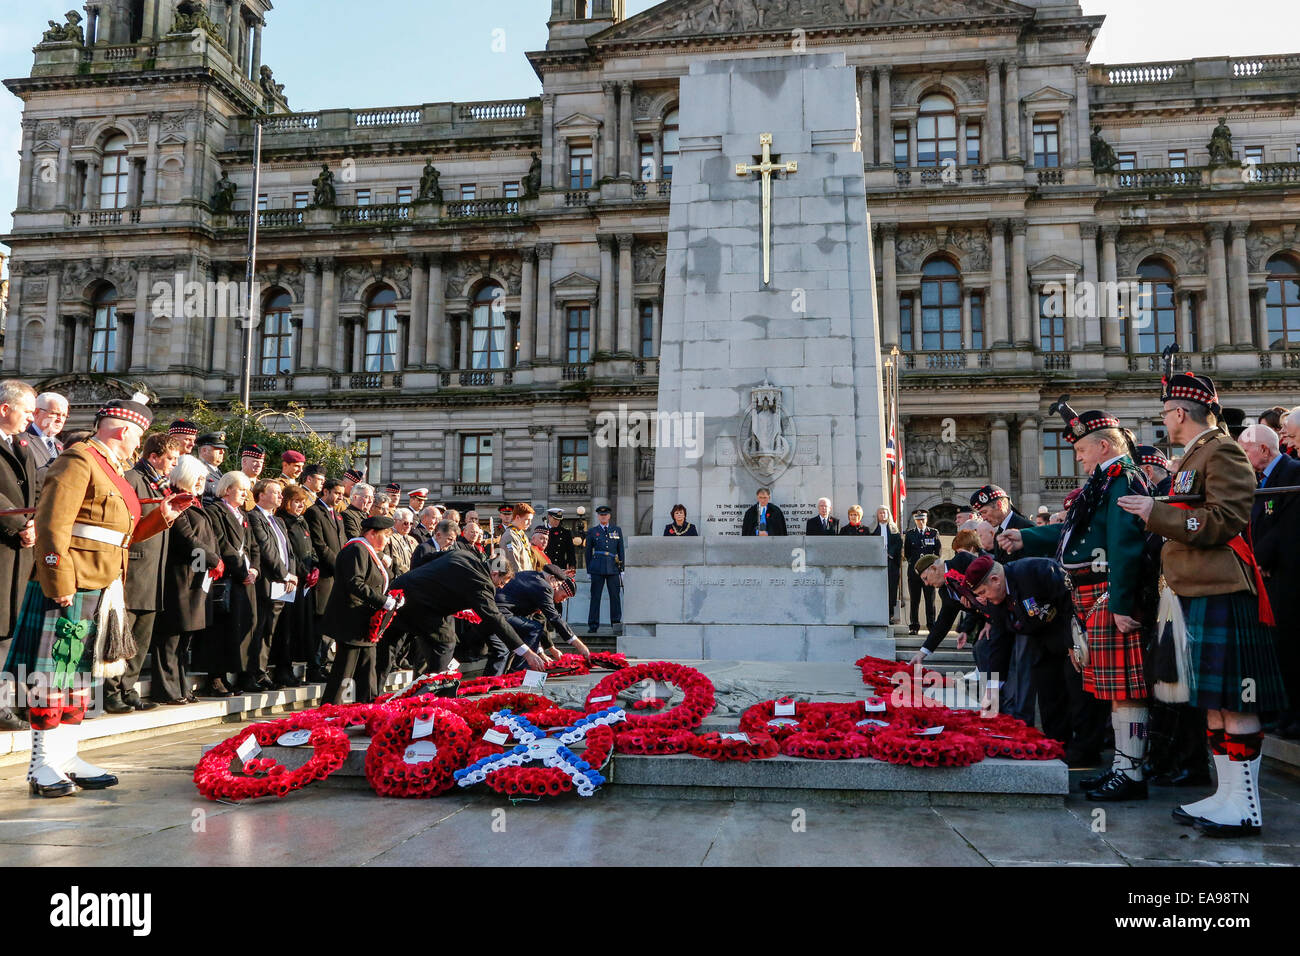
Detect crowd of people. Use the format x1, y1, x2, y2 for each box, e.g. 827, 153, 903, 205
900, 377, 1298, 839
0, 383, 623, 798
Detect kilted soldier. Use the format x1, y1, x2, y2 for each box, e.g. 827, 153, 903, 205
6, 397, 193, 796
1118, 354, 1288, 836
1001, 399, 1151, 796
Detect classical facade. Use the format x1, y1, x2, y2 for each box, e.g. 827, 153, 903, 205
4, 0, 1300, 534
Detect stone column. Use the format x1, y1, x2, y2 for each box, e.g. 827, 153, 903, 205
991, 417, 1011, 491
530, 426, 551, 506
144, 111, 162, 203
1074, 65, 1092, 168
126, 159, 142, 210
407, 253, 427, 368
1228, 221, 1252, 346
880, 224, 899, 348
226, 3, 239, 54
1255, 289, 1269, 350
250, 21, 262, 79
82, 159, 99, 210
651, 300, 661, 357
907, 124, 917, 168
72, 313, 88, 373
652, 134, 663, 183
182, 112, 200, 206
44, 269, 61, 373
459, 315, 470, 369
130, 263, 150, 371
3, 269, 22, 373
958, 116, 968, 164
1011, 220, 1030, 345
986, 60, 1003, 163
1004, 60, 1021, 161
519, 248, 536, 365
352, 320, 363, 373
616, 443, 636, 532
211, 267, 230, 373
17, 119, 36, 208
300, 258, 318, 370
961, 288, 973, 350
859, 68, 874, 168
988, 219, 1010, 346
590, 417, 611, 509
542, 93, 558, 190
1079, 223, 1099, 347
428, 253, 446, 366
597, 235, 615, 355
617, 233, 634, 355
535, 243, 553, 362
1100, 225, 1121, 350
1206, 223, 1230, 349
1176, 290, 1193, 351
876, 66, 892, 167
1018, 416, 1040, 514
601, 83, 618, 181
319, 259, 339, 369
619, 82, 635, 179
57, 118, 74, 208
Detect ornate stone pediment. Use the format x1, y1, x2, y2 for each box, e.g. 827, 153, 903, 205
598, 0, 1034, 42
34, 374, 156, 409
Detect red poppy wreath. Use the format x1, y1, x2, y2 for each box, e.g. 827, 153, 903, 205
194, 721, 349, 802
365, 706, 473, 798
584, 661, 715, 731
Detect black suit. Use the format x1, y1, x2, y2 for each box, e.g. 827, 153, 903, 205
1252, 455, 1300, 716
392, 549, 525, 675
0, 433, 37, 689
903, 525, 942, 629
151, 508, 221, 702
304, 498, 343, 668
806, 515, 840, 535
741, 503, 786, 536
202, 500, 261, 682
322, 539, 390, 704
24, 423, 60, 488
341, 505, 367, 542
109, 462, 170, 704
245, 507, 293, 683
993, 511, 1034, 565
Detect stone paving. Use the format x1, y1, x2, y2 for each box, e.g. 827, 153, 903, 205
0, 722, 1297, 866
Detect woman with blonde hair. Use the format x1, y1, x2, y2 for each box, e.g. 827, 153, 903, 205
839, 504, 870, 535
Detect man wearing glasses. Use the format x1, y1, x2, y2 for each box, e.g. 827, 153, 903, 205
27, 392, 68, 485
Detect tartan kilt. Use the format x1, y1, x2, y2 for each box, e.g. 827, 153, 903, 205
1181, 591, 1288, 713
1075, 580, 1147, 701
3, 581, 105, 692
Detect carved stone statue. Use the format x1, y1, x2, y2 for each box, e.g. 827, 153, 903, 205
41, 10, 83, 44
523, 151, 543, 199
173, 0, 220, 39
211, 171, 237, 214
259, 65, 285, 103
310, 164, 336, 208
739, 382, 794, 483
417, 158, 443, 202
1207, 118, 1235, 166
1090, 125, 1118, 172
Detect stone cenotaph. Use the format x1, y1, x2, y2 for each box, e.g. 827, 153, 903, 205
621, 53, 894, 663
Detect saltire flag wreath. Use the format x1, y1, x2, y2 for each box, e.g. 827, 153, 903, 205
194, 656, 1063, 802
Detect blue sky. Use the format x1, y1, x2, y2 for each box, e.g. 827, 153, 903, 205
1, 0, 1298, 266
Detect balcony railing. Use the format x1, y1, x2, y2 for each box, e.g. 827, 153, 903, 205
1231, 54, 1300, 77
337, 203, 411, 224
68, 208, 142, 226
1129, 352, 1215, 373
1111, 167, 1204, 189
555, 481, 589, 497
453, 483, 492, 497
354, 108, 422, 128
565, 191, 590, 206
347, 372, 403, 389
1042, 352, 1072, 370
561, 364, 589, 381
1044, 476, 1081, 492
86, 42, 158, 62
459, 101, 529, 120
444, 369, 514, 386
893, 165, 987, 187
1035, 168, 1065, 186
262, 112, 320, 132
1102, 62, 1190, 85
1248, 163, 1300, 185
1259, 351, 1300, 370
231, 208, 305, 228
902, 350, 991, 370
443, 198, 519, 219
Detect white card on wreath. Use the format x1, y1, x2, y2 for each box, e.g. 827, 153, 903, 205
522, 670, 548, 687
412, 715, 435, 739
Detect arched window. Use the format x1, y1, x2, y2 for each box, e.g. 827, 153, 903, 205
662, 109, 679, 181
100, 134, 130, 210
1134, 259, 1177, 354
364, 287, 399, 372
916, 95, 957, 168
91, 285, 118, 373
470, 283, 508, 370
920, 258, 961, 351
1266, 254, 1300, 349
260, 290, 294, 374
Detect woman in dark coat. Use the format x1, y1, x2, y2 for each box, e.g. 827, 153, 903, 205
200, 472, 260, 697
663, 504, 698, 536
839, 504, 871, 535
150, 456, 222, 704
272, 484, 317, 687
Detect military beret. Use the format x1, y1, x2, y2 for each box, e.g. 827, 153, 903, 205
280, 449, 305, 464
964, 554, 995, 590
595, 505, 612, 515
361, 515, 394, 532
96, 395, 153, 430
914, 553, 941, 576
970, 485, 1009, 508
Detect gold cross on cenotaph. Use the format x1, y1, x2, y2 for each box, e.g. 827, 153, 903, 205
735, 133, 797, 286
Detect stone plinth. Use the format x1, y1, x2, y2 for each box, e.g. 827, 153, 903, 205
621, 537, 893, 662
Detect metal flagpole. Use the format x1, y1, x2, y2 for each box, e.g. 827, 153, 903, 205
240, 112, 264, 408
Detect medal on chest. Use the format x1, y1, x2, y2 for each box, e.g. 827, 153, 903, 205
1173, 470, 1196, 495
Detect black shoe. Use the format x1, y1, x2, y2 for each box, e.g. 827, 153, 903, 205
306, 666, 329, 683
68, 770, 119, 790
1172, 805, 1204, 827
1195, 818, 1262, 838
126, 695, 158, 712
1152, 767, 1212, 788
908, 625, 919, 635
0, 709, 30, 731
234, 677, 262, 694
273, 669, 301, 688
160, 698, 189, 706
29, 778, 76, 798
201, 679, 234, 699
1078, 768, 1115, 791
103, 695, 133, 715
1086, 771, 1148, 802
